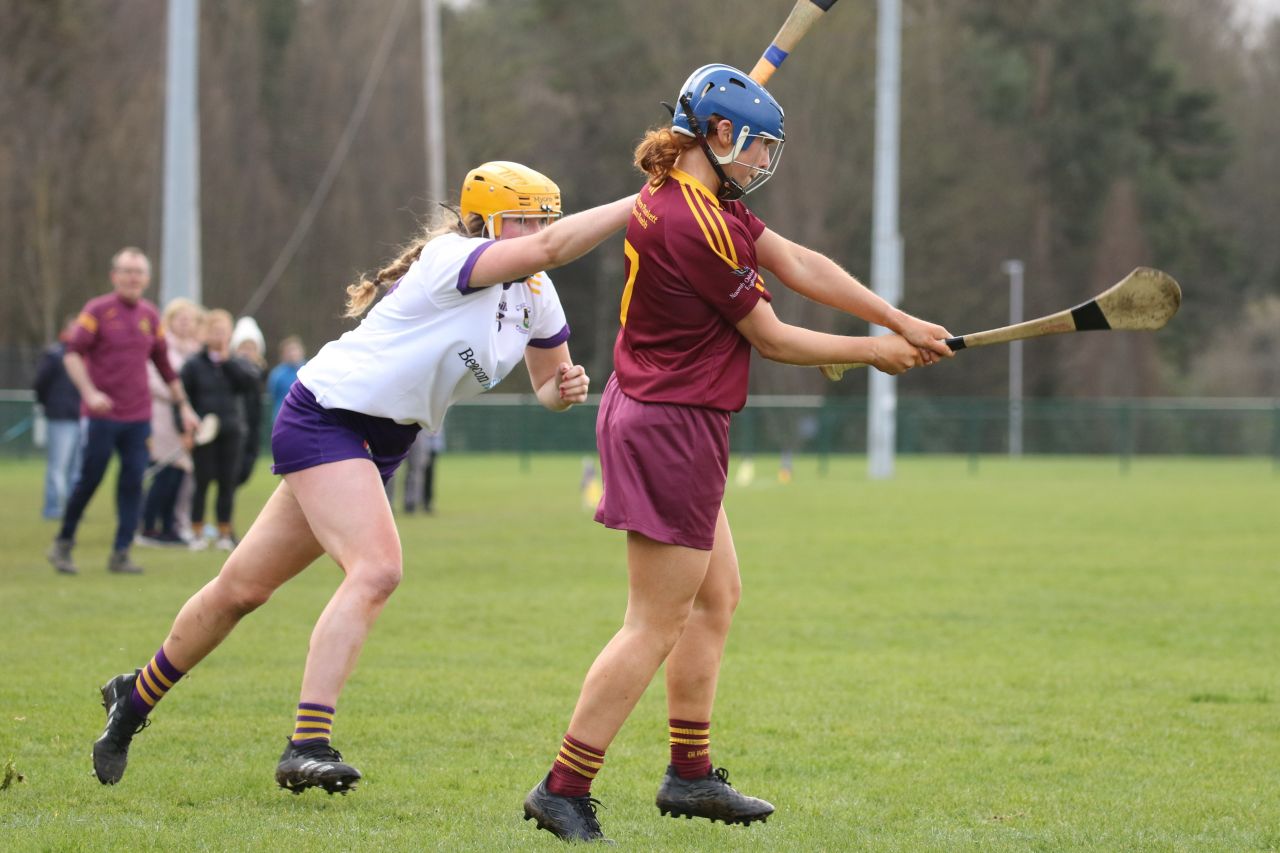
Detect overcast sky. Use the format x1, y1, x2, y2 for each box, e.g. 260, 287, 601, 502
1238, 0, 1280, 18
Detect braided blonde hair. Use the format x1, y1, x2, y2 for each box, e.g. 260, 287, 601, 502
343, 209, 486, 318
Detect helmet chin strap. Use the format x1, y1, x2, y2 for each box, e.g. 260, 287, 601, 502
678, 94, 746, 201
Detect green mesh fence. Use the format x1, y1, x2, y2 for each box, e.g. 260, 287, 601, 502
5, 391, 1276, 462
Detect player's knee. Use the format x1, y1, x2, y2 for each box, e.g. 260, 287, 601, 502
218, 575, 274, 616
722, 574, 742, 615
628, 605, 694, 653
694, 574, 741, 629
349, 559, 403, 602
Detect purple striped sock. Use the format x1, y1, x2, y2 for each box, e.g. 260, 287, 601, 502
130, 646, 186, 717
292, 702, 336, 745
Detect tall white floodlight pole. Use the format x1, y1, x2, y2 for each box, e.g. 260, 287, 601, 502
1004, 259, 1025, 456
868, 0, 903, 480
161, 0, 201, 304
423, 0, 445, 205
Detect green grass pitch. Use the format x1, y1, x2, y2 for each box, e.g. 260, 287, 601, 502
0, 453, 1276, 850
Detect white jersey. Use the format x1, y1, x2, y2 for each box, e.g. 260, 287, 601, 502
297, 233, 569, 432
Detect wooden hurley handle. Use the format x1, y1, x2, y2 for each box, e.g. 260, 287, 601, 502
749, 0, 841, 85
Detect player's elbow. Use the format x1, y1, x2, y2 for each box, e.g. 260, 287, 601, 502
737, 312, 787, 362
536, 227, 572, 270
748, 328, 788, 362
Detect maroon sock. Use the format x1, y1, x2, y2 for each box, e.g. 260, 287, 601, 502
547, 733, 605, 797
669, 719, 712, 779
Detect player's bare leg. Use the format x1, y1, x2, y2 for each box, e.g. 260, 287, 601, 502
524, 533, 711, 842
565, 532, 711, 747
94, 481, 325, 784
167, 481, 327, 668
657, 508, 774, 825
272, 458, 403, 794
665, 508, 740, 723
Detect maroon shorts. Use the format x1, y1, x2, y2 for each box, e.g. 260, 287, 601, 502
593, 373, 730, 551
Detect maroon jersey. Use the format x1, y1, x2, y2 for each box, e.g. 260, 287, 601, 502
67, 293, 176, 422
612, 168, 771, 412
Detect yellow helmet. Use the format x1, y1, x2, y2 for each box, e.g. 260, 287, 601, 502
459, 161, 562, 238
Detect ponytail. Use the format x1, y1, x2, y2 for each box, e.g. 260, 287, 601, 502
633, 126, 697, 188
343, 209, 486, 318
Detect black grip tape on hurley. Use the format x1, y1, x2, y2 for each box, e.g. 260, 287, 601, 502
945, 336, 965, 352
1069, 300, 1111, 331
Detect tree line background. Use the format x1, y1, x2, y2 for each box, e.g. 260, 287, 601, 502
2, 0, 1277, 399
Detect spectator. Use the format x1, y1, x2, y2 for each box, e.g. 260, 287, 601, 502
138, 298, 204, 547
34, 317, 83, 520
48, 247, 199, 575
181, 309, 258, 550
402, 427, 444, 514
163, 299, 206, 543
230, 317, 267, 487
267, 335, 306, 425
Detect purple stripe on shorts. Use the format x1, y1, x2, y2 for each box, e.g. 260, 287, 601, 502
528, 323, 571, 349
457, 240, 495, 295
271, 381, 420, 483
592, 373, 730, 551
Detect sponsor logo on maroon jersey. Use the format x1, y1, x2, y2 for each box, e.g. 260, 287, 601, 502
728, 266, 758, 299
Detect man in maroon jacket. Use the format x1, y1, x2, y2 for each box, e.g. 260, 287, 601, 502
48, 248, 199, 575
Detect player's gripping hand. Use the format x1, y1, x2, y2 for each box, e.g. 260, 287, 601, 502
894, 313, 954, 364
869, 335, 926, 375
557, 362, 590, 405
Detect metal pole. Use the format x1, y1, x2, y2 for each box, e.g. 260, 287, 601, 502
1004, 259, 1024, 456
423, 0, 445, 205
868, 0, 902, 480
161, 0, 201, 305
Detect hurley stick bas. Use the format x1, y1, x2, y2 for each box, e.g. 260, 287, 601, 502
820, 267, 1183, 380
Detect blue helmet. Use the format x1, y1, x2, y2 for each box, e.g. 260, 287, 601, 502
671, 64, 785, 198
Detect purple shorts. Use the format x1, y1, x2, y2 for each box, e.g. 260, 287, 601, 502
593, 373, 730, 551
271, 382, 421, 484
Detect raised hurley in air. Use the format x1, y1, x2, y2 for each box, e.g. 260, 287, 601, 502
523, 63, 951, 844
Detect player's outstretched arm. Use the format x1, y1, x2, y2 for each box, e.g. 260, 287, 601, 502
754, 228, 954, 358
469, 195, 638, 289
735, 299, 928, 375
525, 343, 589, 412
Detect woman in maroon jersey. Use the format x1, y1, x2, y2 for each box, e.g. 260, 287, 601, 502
523, 64, 954, 843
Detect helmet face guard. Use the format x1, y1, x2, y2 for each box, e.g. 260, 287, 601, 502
671, 64, 786, 200
481, 205, 562, 240
676, 95, 785, 200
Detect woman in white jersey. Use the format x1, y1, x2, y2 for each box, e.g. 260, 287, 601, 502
90, 162, 635, 794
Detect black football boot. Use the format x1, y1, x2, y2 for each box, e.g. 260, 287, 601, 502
274, 738, 362, 794
655, 765, 774, 825
523, 775, 612, 843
